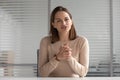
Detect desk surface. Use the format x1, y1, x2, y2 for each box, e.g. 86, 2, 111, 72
0, 77, 120, 80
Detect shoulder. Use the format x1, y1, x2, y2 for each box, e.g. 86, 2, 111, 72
40, 36, 51, 44
75, 35, 89, 46
41, 36, 50, 41
75, 36, 89, 48
76, 35, 88, 43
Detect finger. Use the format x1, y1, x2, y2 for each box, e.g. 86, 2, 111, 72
60, 44, 67, 50
64, 42, 69, 46
63, 44, 71, 50
63, 50, 72, 55
59, 45, 72, 55
63, 54, 71, 58
59, 46, 67, 55
64, 47, 72, 52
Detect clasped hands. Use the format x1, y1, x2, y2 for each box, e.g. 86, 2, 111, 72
55, 43, 72, 61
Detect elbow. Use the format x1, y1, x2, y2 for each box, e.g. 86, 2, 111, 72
80, 67, 89, 77
38, 68, 49, 77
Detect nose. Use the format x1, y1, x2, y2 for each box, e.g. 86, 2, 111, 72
61, 20, 66, 25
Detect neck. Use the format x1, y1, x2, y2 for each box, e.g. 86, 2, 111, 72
59, 32, 69, 42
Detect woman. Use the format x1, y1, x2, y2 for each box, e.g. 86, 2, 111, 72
38, 6, 89, 77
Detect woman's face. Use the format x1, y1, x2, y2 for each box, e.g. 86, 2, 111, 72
52, 11, 72, 34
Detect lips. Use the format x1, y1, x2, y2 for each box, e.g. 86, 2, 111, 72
61, 26, 67, 29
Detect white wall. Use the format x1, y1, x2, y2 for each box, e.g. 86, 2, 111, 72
20, 0, 48, 64
0, 0, 49, 64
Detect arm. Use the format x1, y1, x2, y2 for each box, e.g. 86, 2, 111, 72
38, 37, 59, 77
67, 37, 89, 77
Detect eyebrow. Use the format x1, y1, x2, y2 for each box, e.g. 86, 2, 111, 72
54, 18, 61, 20
55, 17, 69, 20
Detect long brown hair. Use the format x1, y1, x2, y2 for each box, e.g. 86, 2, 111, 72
49, 6, 77, 43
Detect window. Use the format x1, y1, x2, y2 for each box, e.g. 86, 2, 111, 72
0, 0, 48, 77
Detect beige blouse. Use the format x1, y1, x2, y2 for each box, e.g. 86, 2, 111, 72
38, 36, 89, 77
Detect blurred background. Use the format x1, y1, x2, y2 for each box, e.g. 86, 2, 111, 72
0, 0, 120, 77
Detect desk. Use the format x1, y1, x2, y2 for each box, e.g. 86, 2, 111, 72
0, 77, 120, 80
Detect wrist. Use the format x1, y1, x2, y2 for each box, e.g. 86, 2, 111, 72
55, 54, 60, 61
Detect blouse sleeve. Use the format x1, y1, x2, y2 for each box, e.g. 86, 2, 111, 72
38, 37, 59, 77
67, 37, 89, 77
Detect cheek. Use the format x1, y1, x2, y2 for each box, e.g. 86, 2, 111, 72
68, 20, 72, 26
68, 21, 72, 28
53, 24, 61, 31
54, 24, 60, 29
70, 22, 72, 27
52, 23, 58, 28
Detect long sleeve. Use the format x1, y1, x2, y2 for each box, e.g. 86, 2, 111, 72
67, 37, 89, 77
38, 37, 59, 77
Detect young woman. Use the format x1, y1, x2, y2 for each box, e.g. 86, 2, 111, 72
38, 6, 89, 77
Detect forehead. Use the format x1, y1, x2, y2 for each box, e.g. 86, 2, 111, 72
54, 11, 70, 19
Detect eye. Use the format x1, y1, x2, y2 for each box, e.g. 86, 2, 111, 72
54, 19, 62, 23
65, 18, 69, 21
56, 20, 61, 22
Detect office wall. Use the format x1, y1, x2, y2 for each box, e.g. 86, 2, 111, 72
0, 0, 48, 64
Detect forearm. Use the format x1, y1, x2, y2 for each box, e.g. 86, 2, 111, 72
39, 57, 59, 77
67, 57, 89, 77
